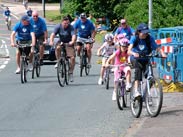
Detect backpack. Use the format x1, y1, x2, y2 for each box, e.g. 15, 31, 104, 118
133, 34, 152, 54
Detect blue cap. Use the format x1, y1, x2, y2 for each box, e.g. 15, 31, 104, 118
137, 23, 150, 34
21, 15, 30, 21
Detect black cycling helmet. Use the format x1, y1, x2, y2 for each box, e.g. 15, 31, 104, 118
80, 13, 87, 19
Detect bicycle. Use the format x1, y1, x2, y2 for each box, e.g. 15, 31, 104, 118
17, 42, 32, 84
78, 37, 93, 77
57, 42, 70, 87
130, 53, 163, 118
109, 64, 131, 110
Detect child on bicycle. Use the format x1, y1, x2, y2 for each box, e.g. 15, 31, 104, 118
128, 23, 167, 99
106, 38, 132, 101
97, 33, 116, 85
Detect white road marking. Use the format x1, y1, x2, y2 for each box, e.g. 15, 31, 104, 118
0, 40, 10, 72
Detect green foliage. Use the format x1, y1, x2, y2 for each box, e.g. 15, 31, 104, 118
49, 0, 183, 29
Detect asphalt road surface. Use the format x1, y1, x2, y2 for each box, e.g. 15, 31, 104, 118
0, 7, 139, 137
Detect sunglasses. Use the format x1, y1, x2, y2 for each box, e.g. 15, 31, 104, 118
121, 23, 126, 25
33, 15, 38, 18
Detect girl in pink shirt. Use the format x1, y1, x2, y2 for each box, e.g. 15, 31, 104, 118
106, 38, 132, 101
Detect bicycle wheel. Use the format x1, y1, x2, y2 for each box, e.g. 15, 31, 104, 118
85, 56, 90, 75
57, 59, 66, 87
116, 82, 124, 110
65, 59, 70, 85
36, 62, 41, 77
130, 81, 143, 118
32, 55, 36, 79
80, 56, 84, 77
105, 68, 110, 90
145, 78, 163, 117
20, 59, 27, 83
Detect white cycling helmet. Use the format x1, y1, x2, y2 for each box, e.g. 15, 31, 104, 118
105, 33, 114, 42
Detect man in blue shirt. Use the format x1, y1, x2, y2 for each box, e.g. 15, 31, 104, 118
114, 19, 134, 42
74, 13, 95, 67
128, 23, 166, 99
30, 11, 48, 65
10, 15, 36, 74
3, 7, 11, 28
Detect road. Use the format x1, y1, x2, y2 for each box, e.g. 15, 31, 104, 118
0, 7, 136, 137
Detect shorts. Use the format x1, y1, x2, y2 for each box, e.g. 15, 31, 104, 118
16, 40, 32, 56
56, 42, 76, 57
36, 34, 44, 46
76, 37, 93, 47
114, 66, 131, 82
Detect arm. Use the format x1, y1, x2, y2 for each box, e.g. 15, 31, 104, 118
97, 43, 105, 56
106, 52, 116, 66
30, 32, 36, 46
127, 44, 139, 57
49, 33, 55, 46
10, 31, 16, 47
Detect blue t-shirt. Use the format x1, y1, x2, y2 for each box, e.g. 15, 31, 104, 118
30, 17, 47, 37
130, 35, 158, 61
53, 24, 75, 43
13, 21, 34, 41
74, 19, 95, 38
115, 26, 134, 40
4, 10, 10, 17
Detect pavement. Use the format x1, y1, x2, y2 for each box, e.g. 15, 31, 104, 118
1, 1, 183, 137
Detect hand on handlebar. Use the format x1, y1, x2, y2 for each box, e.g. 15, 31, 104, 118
11, 43, 16, 47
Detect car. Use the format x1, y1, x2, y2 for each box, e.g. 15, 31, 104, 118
43, 24, 58, 62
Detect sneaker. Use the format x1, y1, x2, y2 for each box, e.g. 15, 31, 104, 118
112, 90, 117, 101
40, 59, 44, 65
98, 77, 103, 85
69, 73, 74, 82
54, 63, 58, 68
28, 63, 33, 71
15, 68, 20, 74
126, 83, 132, 92
134, 90, 141, 99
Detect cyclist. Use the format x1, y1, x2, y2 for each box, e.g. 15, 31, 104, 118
87, 13, 96, 26
128, 23, 167, 99
10, 15, 36, 74
106, 38, 132, 101
49, 16, 76, 82
30, 11, 48, 65
26, 7, 32, 17
74, 13, 95, 68
97, 33, 116, 85
114, 19, 134, 42
3, 7, 11, 27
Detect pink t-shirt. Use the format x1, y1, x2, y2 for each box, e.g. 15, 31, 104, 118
114, 49, 128, 65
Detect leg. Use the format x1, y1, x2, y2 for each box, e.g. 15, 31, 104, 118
15, 49, 21, 73
86, 43, 92, 64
